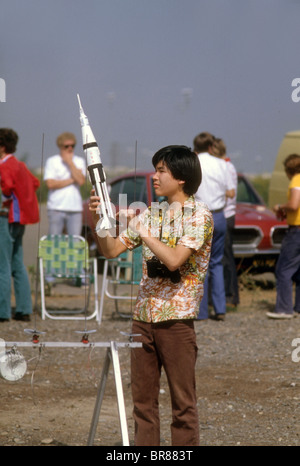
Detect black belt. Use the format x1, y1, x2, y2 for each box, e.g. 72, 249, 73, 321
0, 211, 8, 217
211, 208, 224, 214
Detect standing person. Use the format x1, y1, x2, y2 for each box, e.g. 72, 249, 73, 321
44, 132, 86, 235
213, 138, 239, 307
0, 185, 11, 322
193, 132, 235, 321
89, 145, 213, 446
267, 154, 300, 319
0, 128, 40, 322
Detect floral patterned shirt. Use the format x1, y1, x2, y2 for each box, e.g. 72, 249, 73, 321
119, 196, 213, 323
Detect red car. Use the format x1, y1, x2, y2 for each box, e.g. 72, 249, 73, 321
82, 171, 287, 271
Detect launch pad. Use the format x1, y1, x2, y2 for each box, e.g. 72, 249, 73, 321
3, 336, 141, 446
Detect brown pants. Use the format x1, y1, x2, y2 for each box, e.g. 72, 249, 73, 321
131, 320, 199, 446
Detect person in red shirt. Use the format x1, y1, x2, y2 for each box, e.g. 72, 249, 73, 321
0, 128, 40, 321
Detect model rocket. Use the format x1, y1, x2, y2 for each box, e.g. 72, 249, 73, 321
77, 94, 116, 233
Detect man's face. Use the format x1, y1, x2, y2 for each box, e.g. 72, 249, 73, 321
60, 139, 75, 156
153, 161, 183, 198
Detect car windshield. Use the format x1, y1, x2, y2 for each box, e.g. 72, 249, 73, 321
237, 176, 263, 205
109, 176, 148, 206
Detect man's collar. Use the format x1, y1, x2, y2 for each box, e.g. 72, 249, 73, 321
0, 153, 13, 163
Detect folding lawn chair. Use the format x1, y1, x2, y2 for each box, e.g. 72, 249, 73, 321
98, 246, 143, 322
39, 234, 99, 321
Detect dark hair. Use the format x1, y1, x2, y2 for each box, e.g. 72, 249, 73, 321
283, 153, 300, 176
0, 128, 18, 153
193, 131, 214, 154
152, 145, 202, 196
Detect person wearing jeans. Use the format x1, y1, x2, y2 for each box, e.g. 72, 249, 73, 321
9, 223, 33, 319
0, 208, 12, 322
267, 153, 300, 319
270, 228, 300, 317
213, 138, 239, 307
193, 132, 235, 321
199, 210, 227, 319
0, 220, 33, 321
0, 128, 40, 321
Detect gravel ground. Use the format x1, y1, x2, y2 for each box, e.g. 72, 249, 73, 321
0, 278, 299, 447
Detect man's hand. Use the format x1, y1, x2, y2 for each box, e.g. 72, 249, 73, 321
89, 189, 127, 258
89, 190, 100, 211
89, 190, 142, 232
60, 149, 85, 186
60, 150, 73, 165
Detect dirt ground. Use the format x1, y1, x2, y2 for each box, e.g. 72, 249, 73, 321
0, 274, 299, 447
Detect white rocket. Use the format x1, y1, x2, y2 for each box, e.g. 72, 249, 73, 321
77, 94, 116, 233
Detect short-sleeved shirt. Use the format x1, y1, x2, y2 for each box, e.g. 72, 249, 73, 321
224, 158, 238, 219
44, 154, 86, 212
119, 196, 213, 322
195, 152, 235, 211
0, 154, 40, 224
287, 173, 300, 225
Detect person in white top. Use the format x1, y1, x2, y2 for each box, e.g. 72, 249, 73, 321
44, 132, 86, 235
194, 132, 235, 320
213, 138, 239, 307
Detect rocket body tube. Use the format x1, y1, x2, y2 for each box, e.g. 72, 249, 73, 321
77, 94, 116, 232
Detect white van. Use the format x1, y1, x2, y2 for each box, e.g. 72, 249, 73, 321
268, 130, 300, 208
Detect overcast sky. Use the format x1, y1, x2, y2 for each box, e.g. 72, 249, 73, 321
1, 0, 300, 174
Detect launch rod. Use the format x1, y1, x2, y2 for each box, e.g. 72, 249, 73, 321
5, 341, 141, 349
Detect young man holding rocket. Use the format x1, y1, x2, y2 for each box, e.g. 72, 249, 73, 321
89, 145, 213, 446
